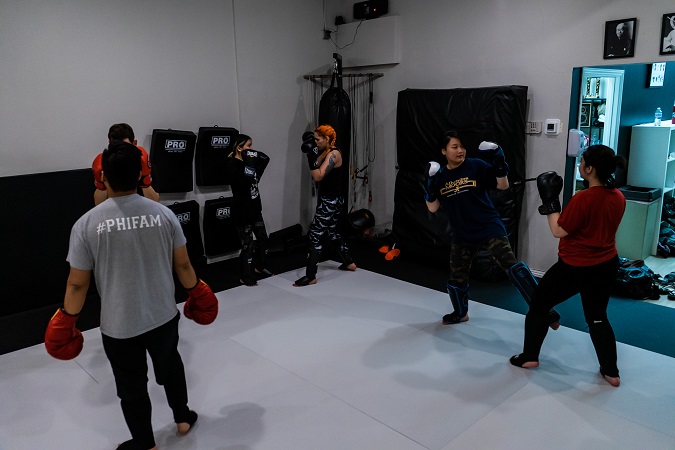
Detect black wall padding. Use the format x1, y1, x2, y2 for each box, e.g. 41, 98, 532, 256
268, 223, 305, 253
166, 201, 206, 266
393, 86, 528, 278
195, 126, 238, 186
202, 197, 242, 256
0, 169, 95, 316
319, 74, 351, 199
150, 129, 196, 193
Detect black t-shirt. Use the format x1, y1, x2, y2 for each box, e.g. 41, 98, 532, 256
318, 148, 343, 198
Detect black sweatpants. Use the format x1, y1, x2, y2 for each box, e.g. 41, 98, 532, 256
102, 313, 190, 449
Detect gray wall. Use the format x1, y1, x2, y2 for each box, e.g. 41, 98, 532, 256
327, 0, 675, 273
2, 0, 674, 273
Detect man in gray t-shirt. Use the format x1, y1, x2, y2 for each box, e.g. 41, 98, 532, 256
45, 140, 218, 450
68, 194, 185, 338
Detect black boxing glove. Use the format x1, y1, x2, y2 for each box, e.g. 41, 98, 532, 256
243, 149, 270, 180
536, 171, 563, 215
478, 141, 509, 178
302, 136, 320, 170
254, 150, 270, 179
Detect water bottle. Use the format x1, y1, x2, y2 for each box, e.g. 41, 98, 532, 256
655, 107, 662, 126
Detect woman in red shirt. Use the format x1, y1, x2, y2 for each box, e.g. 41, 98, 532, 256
510, 145, 626, 387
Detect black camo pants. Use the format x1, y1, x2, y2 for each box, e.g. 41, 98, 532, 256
449, 235, 517, 287
306, 195, 353, 277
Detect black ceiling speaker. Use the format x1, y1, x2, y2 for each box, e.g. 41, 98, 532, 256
353, 0, 388, 20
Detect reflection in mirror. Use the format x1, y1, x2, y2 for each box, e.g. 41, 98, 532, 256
573, 68, 624, 195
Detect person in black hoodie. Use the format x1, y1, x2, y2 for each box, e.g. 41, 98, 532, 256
226, 134, 271, 286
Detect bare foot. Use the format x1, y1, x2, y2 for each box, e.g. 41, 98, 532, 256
293, 276, 317, 287
442, 313, 469, 325
509, 354, 540, 368
177, 421, 191, 435
344, 263, 356, 271
549, 322, 560, 331
177, 410, 198, 436
520, 360, 540, 368
603, 374, 621, 387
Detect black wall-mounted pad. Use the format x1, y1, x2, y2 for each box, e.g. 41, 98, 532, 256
166, 200, 206, 266
202, 196, 242, 256
0, 169, 95, 316
150, 129, 196, 193
195, 126, 239, 186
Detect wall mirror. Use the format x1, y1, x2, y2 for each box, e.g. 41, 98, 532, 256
567, 62, 675, 277
572, 68, 624, 195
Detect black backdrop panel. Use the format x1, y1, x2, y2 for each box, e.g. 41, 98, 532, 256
150, 129, 196, 193
195, 126, 238, 186
0, 169, 95, 316
393, 86, 528, 272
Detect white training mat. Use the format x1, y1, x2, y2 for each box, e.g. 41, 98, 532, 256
1, 262, 674, 449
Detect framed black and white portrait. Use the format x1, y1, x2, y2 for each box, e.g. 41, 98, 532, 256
603, 18, 636, 59
661, 13, 675, 55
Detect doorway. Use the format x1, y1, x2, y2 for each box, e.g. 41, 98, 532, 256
572, 68, 624, 195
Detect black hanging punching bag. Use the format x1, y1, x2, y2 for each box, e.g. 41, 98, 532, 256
319, 53, 351, 201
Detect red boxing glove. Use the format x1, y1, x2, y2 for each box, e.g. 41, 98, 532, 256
138, 146, 152, 188
183, 279, 218, 325
45, 308, 84, 360
92, 153, 105, 190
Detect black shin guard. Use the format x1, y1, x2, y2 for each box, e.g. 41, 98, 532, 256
306, 248, 320, 279
240, 254, 256, 286
508, 262, 537, 304
447, 282, 469, 318
508, 262, 561, 328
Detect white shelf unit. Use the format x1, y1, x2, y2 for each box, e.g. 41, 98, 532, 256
626, 121, 675, 255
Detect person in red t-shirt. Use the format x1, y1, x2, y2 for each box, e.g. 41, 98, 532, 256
510, 145, 626, 387
92, 123, 160, 206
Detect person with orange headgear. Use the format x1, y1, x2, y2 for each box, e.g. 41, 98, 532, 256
295, 125, 356, 286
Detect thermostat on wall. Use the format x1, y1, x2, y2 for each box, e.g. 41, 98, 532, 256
544, 119, 561, 135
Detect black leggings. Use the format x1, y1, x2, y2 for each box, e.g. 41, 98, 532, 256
523, 256, 619, 376
102, 313, 190, 448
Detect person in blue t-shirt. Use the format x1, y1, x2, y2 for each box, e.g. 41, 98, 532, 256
424, 130, 560, 327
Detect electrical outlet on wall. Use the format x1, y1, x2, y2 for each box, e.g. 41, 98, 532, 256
526, 121, 542, 134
